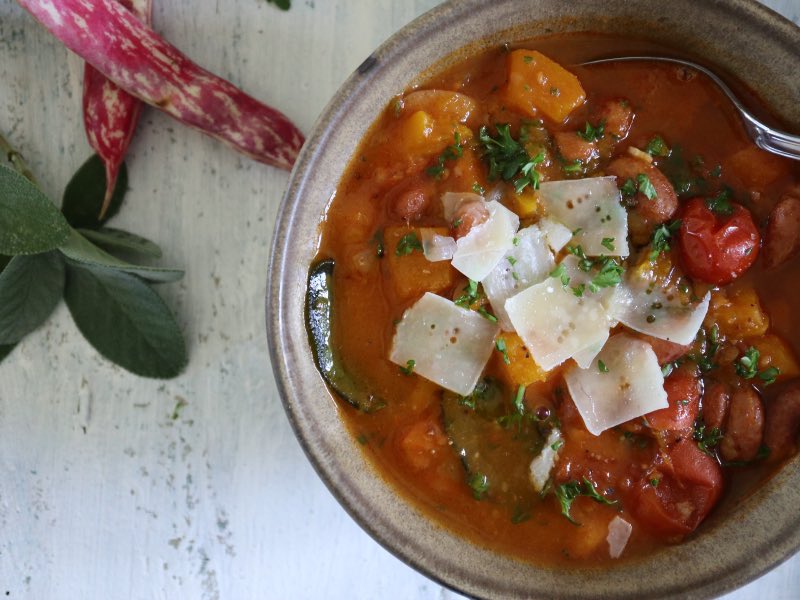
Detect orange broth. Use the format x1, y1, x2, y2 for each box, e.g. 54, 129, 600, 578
314, 33, 800, 566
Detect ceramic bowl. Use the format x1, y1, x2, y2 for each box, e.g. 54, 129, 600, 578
267, 1, 800, 597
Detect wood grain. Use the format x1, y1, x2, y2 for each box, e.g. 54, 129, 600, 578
0, 1, 797, 598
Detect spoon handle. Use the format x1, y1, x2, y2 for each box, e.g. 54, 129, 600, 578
750, 123, 800, 161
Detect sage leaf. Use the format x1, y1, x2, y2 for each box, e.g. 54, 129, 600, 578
79, 228, 162, 259
0, 343, 15, 364
0, 163, 71, 255
59, 229, 183, 283
61, 155, 127, 229
0, 252, 65, 344
0, 254, 9, 273
64, 263, 187, 378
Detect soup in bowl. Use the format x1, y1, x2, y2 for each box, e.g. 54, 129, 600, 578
268, 0, 800, 597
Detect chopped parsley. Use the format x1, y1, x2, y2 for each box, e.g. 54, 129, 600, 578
477, 307, 498, 323
649, 220, 681, 262
694, 417, 723, 456
735, 347, 760, 379
598, 359, 609, 373
550, 87, 561, 97
472, 182, 486, 195
563, 159, 583, 174
645, 135, 670, 157
395, 232, 423, 256
454, 279, 480, 308
523, 55, 535, 64
637, 173, 657, 200
513, 385, 526, 414
399, 359, 416, 375
706, 188, 734, 216
478, 124, 545, 193
649, 478, 661, 487
468, 472, 489, 500
577, 120, 605, 142
496, 338, 511, 365
735, 346, 781, 384
426, 131, 464, 178
555, 477, 617, 525
601, 237, 615, 252
588, 257, 624, 293
620, 178, 638, 198
549, 263, 570, 286
571, 284, 585, 297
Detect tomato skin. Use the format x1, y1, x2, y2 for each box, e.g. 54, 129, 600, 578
632, 439, 723, 537
678, 198, 760, 285
645, 366, 701, 432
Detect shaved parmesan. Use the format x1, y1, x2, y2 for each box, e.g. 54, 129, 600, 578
571, 330, 609, 369
565, 334, 668, 436
539, 177, 629, 257
607, 516, 633, 559
420, 229, 456, 262
529, 428, 562, 492
505, 272, 611, 371
390, 292, 499, 396
609, 279, 710, 346
441, 191, 484, 221
482, 225, 554, 331
538, 217, 573, 253
451, 200, 520, 282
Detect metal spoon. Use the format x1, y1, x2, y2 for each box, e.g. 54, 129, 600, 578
581, 56, 800, 161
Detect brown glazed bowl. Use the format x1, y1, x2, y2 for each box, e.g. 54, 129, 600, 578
267, 1, 800, 598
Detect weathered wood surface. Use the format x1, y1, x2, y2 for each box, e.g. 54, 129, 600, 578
0, 0, 797, 598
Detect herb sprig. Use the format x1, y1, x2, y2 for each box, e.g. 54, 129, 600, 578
0, 133, 186, 378
478, 124, 545, 194
554, 477, 617, 525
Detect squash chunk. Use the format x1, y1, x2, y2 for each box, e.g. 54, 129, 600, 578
749, 334, 800, 380
385, 226, 456, 301
495, 332, 549, 387
503, 50, 586, 123
705, 286, 769, 341
726, 146, 789, 190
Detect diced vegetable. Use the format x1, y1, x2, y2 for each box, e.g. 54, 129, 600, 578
451, 200, 520, 282
725, 146, 789, 190
748, 334, 799, 380
502, 50, 586, 123
421, 228, 457, 262
607, 516, 633, 559
385, 226, 456, 301
401, 90, 477, 125
481, 225, 554, 330
505, 267, 611, 371
18, 0, 304, 170
704, 286, 769, 340
306, 260, 385, 412
529, 428, 562, 492
538, 177, 630, 257
390, 292, 499, 396
565, 334, 668, 436
399, 110, 436, 154
494, 332, 549, 388
442, 381, 544, 515
512, 188, 540, 218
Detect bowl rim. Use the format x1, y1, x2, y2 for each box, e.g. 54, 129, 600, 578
267, 1, 800, 598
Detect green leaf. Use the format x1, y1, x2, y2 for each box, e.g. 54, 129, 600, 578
0, 343, 15, 364
0, 254, 9, 273
0, 163, 71, 255
78, 228, 163, 258
59, 229, 183, 283
64, 263, 187, 378
266, 0, 291, 9
61, 155, 127, 229
0, 252, 65, 344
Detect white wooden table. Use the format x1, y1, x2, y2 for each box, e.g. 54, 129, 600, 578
0, 1, 797, 598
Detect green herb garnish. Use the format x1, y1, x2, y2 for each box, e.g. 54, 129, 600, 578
478, 124, 544, 193
399, 359, 416, 375
468, 472, 490, 500
601, 237, 615, 252
555, 477, 617, 525
637, 173, 657, 200
577, 120, 605, 142
496, 338, 511, 365
649, 220, 681, 262
426, 131, 464, 179
395, 232, 423, 256
598, 359, 609, 373
645, 135, 670, 157
706, 188, 734, 216
694, 417, 723, 456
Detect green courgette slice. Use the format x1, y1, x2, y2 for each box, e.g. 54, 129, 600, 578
306, 259, 385, 412
442, 379, 547, 519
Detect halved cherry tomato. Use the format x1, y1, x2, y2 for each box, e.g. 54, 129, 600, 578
678, 198, 760, 285
645, 365, 701, 432
632, 439, 723, 537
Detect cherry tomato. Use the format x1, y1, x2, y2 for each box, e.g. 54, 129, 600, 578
678, 198, 760, 285
645, 366, 701, 432
632, 439, 723, 537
